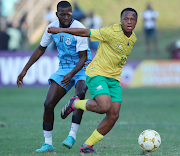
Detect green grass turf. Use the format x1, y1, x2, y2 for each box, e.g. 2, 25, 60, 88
0, 87, 180, 156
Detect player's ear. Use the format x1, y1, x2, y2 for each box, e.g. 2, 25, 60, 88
135, 20, 137, 25
56, 12, 58, 17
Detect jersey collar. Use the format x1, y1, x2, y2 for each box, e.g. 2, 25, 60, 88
119, 24, 136, 43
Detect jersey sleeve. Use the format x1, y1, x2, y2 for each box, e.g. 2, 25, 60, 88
75, 36, 88, 52
40, 25, 53, 47
89, 27, 110, 42
72, 20, 89, 52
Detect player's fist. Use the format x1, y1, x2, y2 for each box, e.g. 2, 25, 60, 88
48, 27, 61, 34
83, 61, 91, 69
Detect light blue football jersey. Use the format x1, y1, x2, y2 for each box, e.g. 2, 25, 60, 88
40, 19, 92, 75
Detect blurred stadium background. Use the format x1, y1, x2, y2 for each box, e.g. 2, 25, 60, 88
1, 0, 180, 87
0, 0, 180, 156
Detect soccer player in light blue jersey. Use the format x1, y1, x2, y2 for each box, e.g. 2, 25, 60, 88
17, 1, 92, 153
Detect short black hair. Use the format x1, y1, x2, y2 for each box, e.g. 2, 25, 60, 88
121, 8, 138, 19
57, 1, 72, 11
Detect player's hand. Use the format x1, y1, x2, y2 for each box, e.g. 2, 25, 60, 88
48, 27, 61, 34
60, 73, 72, 88
83, 61, 91, 69
17, 70, 27, 88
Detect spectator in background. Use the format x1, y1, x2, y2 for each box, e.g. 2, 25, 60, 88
85, 11, 103, 29
0, 26, 10, 50
72, 1, 86, 22
44, 6, 57, 24
1, 0, 19, 17
19, 13, 29, 49
0, 0, 2, 16
1, 0, 20, 28
6, 22, 22, 51
166, 40, 180, 59
85, 11, 103, 50
141, 2, 159, 55
44, 6, 57, 51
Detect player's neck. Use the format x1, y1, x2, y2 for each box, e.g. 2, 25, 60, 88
123, 30, 132, 38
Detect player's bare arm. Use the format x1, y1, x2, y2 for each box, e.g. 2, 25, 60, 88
17, 45, 46, 87
60, 50, 87, 88
48, 27, 90, 37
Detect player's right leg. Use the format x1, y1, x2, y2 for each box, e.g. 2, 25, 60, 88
36, 80, 66, 152
62, 79, 87, 149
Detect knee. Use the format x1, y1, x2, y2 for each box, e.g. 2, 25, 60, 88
76, 91, 86, 100
44, 100, 54, 112
99, 103, 111, 114
113, 113, 120, 121
109, 112, 120, 123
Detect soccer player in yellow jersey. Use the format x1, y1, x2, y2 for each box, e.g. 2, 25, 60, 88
48, 8, 137, 153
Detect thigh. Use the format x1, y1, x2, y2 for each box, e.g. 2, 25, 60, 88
108, 102, 121, 116
74, 74, 88, 93
75, 80, 87, 95
95, 94, 111, 108
74, 76, 88, 116
45, 80, 66, 107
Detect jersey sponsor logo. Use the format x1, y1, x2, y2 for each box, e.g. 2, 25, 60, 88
96, 85, 103, 91
60, 35, 64, 42
117, 45, 122, 49
65, 37, 72, 45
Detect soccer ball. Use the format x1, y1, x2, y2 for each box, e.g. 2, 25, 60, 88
138, 129, 161, 152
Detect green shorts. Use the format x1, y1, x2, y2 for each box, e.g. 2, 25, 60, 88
86, 75, 122, 103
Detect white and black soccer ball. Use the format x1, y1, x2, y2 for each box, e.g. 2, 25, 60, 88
138, 129, 161, 152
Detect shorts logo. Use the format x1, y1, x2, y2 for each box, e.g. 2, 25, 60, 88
96, 85, 103, 91
117, 45, 122, 49
65, 37, 72, 45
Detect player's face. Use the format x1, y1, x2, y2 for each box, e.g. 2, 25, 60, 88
121, 11, 137, 34
56, 7, 72, 28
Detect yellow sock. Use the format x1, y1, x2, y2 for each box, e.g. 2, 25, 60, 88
75, 100, 88, 111
85, 129, 104, 146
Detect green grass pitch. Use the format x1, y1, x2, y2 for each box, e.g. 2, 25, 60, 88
0, 87, 180, 156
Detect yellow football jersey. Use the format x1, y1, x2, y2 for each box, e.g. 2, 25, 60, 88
86, 24, 137, 81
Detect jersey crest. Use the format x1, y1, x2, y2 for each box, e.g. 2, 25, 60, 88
117, 45, 122, 49
65, 37, 72, 45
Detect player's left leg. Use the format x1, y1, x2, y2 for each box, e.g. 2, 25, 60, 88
62, 80, 87, 149
80, 101, 121, 153
36, 80, 66, 152
61, 76, 112, 119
